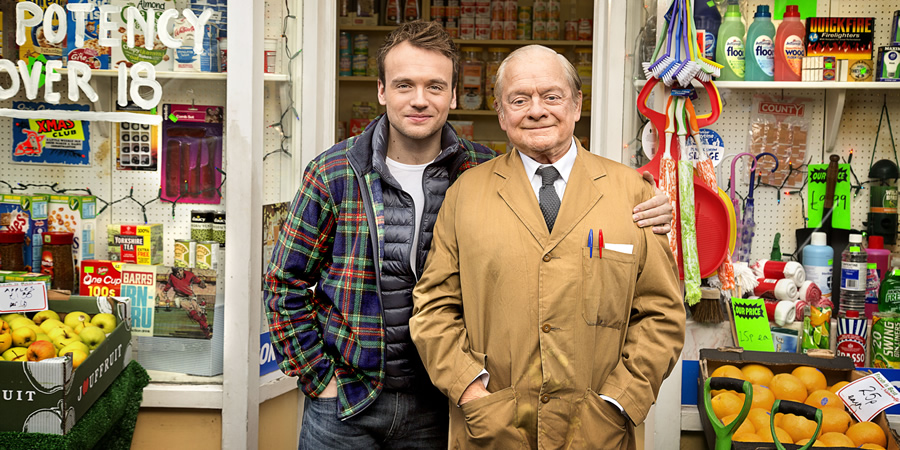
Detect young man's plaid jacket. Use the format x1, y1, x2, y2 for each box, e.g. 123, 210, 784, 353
264, 116, 495, 419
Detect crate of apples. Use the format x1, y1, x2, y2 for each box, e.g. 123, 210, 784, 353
0, 309, 118, 368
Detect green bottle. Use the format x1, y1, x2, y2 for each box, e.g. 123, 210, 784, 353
878, 261, 900, 313
716, 0, 745, 81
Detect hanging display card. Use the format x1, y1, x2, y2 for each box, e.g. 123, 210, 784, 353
161, 104, 224, 204
807, 163, 852, 229
11, 102, 91, 166
731, 297, 775, 352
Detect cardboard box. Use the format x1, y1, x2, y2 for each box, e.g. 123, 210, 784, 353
64, 0, 112, 69
877, 46, 900, 82
173, 20, 219, 73
0, 296, 132, 434
337, 13, 380, 27
106, 224, 163, 265
46, 194, 97, 271
697, 348, 900, 450
110, 0, 176, 71
79, 260, 124, 297
3, 272, 51, 287
847, 59, 875, 82
18, 0, 67, 64
0, 194, 49, 272
806, 17, 875, 60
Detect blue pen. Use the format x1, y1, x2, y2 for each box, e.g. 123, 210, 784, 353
588, 229, 593, 258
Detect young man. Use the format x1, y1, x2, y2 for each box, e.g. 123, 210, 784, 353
264, 23, 672, 448
410, 45, 685, 449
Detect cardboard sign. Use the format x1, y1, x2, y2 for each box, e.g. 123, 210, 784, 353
731, 297, 775, 352
0, 281, 48, 313
11, 102, 92, 166
836, 372, 900, 422
807, 163, 852, 229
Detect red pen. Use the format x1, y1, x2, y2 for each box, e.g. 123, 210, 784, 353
598, 229, 603, 259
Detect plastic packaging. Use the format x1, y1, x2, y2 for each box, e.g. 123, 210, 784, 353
754, 277, 798, 301
0, 231, 26, 271
716, 0, 745, 81
694, 0, 721, 61
840, 234, 868, 315
745, 5, 775, 81
774, 5, 805, 81
752, 259, 806, 286
867, 235, 892, 281
803, 231, 833, 301
797, 280, 822, 304
879, 259, 900, 313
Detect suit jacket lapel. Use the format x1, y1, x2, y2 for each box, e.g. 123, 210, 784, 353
547, 145, 606, 249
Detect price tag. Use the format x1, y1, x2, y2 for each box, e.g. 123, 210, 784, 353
731, 297, 775, 352
836, 372, 900, 422
0, 282, 49, 313
807, 163, 852, 229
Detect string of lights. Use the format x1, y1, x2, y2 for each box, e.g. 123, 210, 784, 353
265, 0, 300, 161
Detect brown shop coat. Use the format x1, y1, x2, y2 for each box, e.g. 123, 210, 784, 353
410, 143, 686, 449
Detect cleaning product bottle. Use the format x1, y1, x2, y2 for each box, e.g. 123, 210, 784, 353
879, 259, 900, 313
774, 4, 805, 81
716, 0, 745, 80
803, 232, 833, 302
867, 235, 892, 281
745, 5, 776, 81
694, 0, 722, 61
840, 234, 868, 315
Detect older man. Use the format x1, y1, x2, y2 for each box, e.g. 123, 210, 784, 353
410, 45, 686, 449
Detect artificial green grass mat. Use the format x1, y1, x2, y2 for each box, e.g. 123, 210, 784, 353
0, 361, 150, 450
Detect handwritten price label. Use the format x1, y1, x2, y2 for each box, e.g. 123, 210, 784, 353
836, 372, 900, 422
0, 282, 48, 313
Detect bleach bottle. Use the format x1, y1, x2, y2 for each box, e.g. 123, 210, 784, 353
694, 0, 721, 61
745, 5, 775, 81
803, 231, 833, 301
716, 0, 745, 80
775, 4, 805, 81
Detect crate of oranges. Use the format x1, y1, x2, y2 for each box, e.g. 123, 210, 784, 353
698, 348, 900, 449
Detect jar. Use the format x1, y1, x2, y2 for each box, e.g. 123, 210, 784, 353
41, 232, 75, 291
264, 39, 277, 74
459, 47, 485, 110
0, 231, 26, 271
485, 47, 509, 110
575, 48, 592, 112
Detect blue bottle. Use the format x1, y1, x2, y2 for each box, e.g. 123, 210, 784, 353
745, 5, 776, 81
802, 232, 834, 301
694, 0, 722, 61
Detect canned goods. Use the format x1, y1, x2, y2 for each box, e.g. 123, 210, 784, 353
212, 211, 225, 247
191, 210, 213, 241
517, 6, 532, 22
533, 21, 546, 40
339, 55, 352, 76
339, 32, 350, 54
196, 241, 218, 270
353, 34, 369, 56
352, 55, 367, 76
872, 312, 900, 368
837, 312, 868, 367
503, 21, 517, 40
174, 239, 196, 268
565, 20, 578, 41
517, 22, 532, 40
578, 18, 593, 41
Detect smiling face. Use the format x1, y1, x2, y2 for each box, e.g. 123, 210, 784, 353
377, 41, 457, 150
495, 49, 582, 164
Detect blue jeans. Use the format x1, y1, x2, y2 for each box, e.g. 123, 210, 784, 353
299, 389, 449, 449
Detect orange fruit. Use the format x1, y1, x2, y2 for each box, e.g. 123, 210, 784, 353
805, 389, 843, 410
750, 384, 775, 411
819, 407, 851, 434
741, 364, 774, 386
711, 392, 744, 420
770, 373, 808, 402
792, 366, 828, 395
758, 426, 793, 444
818, 432, 855, 447
780, 413, 818, 443
795, 438, 825, 447
747, 408, 776, 432
721, 413, 754, 435
710, 365, 746, 396
860, 445, 886, 450
828, 381, 850, 394
733, 432, 763, 442
846, 422, 887, 447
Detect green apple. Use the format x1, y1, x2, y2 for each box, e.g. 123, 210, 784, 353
2, 347, 27, 361
58, 341, 90, 357
24, 324, 42, 336
79, 327, 106, 351
34, 333, 52, 344
26, 340, 56, 361
0, 313, 24, 323
38, 319, 66, 333
0, 333, 11, 353
10, 327, 36, 347
32, 310, 60, 325
63, 311, 91, 329
73, 321, 98, 335
47, 326, 76, 341
8, 317, 35, 330
90, 313, 117, 332
52, 335, 82, 350
63, 349, 88, 368
0, 319, 9, 334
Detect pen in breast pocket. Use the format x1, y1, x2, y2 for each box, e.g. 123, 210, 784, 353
587, 229, 593, 258
598, 229, 603, 259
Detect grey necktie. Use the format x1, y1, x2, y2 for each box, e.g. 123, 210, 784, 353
537, 166, 561, 232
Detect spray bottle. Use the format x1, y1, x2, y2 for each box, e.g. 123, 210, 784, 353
775, 5, 805, 81
716, 0, 745, 81
694, 0, 722, 61
745, 5, 775, 81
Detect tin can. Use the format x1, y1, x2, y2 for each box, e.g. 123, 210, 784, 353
353, 34, 369, 56
517, 6, 532, 22
339, 55, 352, 76
490, 21, 503, 40
837, 311, 868, 367
339, 32, 350, 54
212, 211, 225, 247
191, 210, 213, 241
578, 18, 593, 41
565, 20, 578, 41
196, 241, 218, 270
503, 21, 517, 40
174, 239, 196, 268
532, 20, 546, 40
872, 312, 900, 368
352, 55, 367, 76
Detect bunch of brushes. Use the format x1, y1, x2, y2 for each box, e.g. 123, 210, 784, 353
641, 0, 723, 87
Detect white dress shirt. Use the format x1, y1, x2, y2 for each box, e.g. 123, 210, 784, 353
518, 137, 577, 203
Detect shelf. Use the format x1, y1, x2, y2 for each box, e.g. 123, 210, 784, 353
339, 76, 378, 81
448, 109, 591, 117
53, 68, 289, 82
338, 25, 398, 31
633, 79, 900, 90
454, 39, 592, 46
141, 382, 224, 409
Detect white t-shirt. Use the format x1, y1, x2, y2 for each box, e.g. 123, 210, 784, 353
385, 157, 430, 275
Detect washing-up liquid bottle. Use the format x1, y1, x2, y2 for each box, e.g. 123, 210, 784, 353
775, 4, 805, 81
716, 0, 745, 80
879, 259, 900, 313
694, 0, 721, 61
745, 5, 776, 81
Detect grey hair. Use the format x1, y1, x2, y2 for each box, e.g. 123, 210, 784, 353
492, 45, 582, 112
